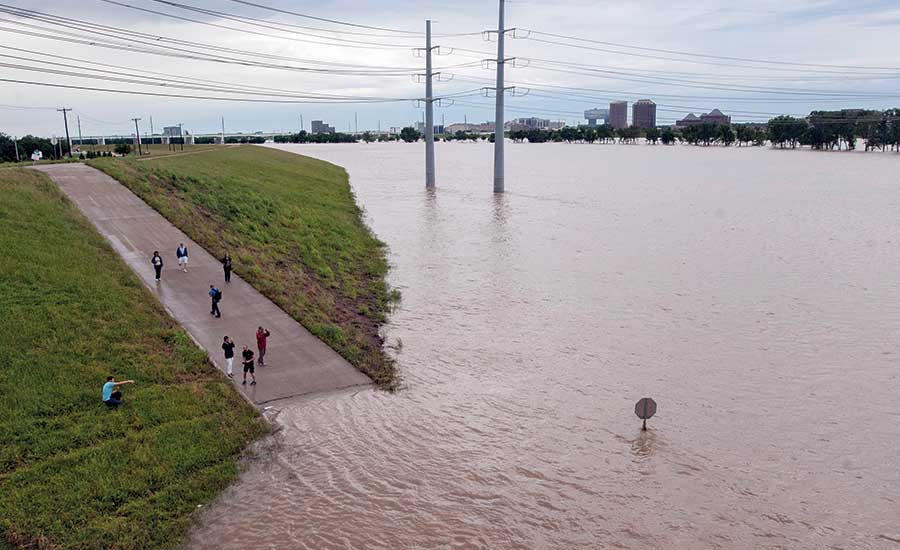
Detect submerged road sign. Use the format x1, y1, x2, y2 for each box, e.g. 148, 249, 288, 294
635, 397, 657, 431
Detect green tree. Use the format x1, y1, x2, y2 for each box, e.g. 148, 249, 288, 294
767, 116, 807, 149
644, 127, 660, 144
361, 131, 375, 143
717, 125, 735, 146
660, 127, 676, 145
399, 127, 421, 143
114, 143, 132, 155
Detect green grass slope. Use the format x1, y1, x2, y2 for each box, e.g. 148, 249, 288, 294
0, 169, 267, 549
89, 146, 398, 388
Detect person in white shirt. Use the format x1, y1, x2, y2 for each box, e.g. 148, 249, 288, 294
176, 243, 189, 272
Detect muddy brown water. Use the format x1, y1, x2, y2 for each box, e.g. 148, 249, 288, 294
186, 142, 900, 549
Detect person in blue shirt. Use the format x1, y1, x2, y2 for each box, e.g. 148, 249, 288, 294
102, 376, 135, 407
209, 285, 222, 318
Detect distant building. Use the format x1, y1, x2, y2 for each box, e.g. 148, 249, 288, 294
311, 120, 335, 134
609, 101, 628, 129
632, 99, 657, 129
676, 109, 731, 127
415, 121, 445, 134
504, 117, 564, 131
446, 122, 494, 134
584, 108, 609, 127
163, 126, 181, 137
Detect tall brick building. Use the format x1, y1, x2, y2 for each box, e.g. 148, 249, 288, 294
632, 99, 657, 129
609, 101, 628, 129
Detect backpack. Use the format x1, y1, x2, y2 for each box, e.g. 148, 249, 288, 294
214, 289, 223, 301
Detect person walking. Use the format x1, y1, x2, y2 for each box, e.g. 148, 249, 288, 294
256, 326, 271, 367
241, 345, 256, 385
151, 251, 163, 282
209, 285, 222, 318
176, 243, 189, 273
222, 336, 235, 378
102, 376, 135, 407
221, 253, 233, 284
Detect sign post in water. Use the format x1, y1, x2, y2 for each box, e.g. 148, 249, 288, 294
635, 397, 657, 431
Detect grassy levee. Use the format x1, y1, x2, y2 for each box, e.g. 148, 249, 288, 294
88, 145, 398, 388
0, 169, 268, 549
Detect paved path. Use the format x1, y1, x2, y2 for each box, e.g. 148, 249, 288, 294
36, 163, 370, 405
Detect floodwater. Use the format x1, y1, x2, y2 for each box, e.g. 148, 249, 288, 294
186, 142, 900, 549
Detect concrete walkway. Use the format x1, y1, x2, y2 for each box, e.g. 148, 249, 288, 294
36, 163, 370, 405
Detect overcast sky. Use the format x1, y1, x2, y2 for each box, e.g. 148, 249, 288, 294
1, 0, 899, 137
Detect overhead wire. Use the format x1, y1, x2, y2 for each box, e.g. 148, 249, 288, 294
0, 77, 416, 104
98, 0, 421, 49
520, 29, 900, 72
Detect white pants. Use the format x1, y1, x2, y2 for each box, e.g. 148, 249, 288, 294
226, 357, 233, 375
178, 256, 188, 267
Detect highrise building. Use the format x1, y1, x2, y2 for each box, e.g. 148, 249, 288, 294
632, 99, 657, 129
584, 108, 609, 127
609, 101, 628, 129
311, 120, 335, 135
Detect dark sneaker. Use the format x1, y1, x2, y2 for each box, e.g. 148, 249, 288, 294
250, 381, 257, 385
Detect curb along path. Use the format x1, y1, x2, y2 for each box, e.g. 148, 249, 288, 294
36, 163, 371, 405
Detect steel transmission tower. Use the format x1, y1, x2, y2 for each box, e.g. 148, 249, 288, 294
493, 0, 506, 193
422, 20, 438, 188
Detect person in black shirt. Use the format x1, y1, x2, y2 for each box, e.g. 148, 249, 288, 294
222, 336, 235, 378
151, 251, 163, 282
241, 345, 256, 386
221, 253, 233, 284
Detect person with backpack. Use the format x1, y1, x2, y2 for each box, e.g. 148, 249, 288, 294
241, 345, 256, 386
256, 326, 271, 367
209, 285, 222, 318
176, 243, 189, 273
151, 251, 163, 282
222, 336, 235, 378
221, 253, 233, 283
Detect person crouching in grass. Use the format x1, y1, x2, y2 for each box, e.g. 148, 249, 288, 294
102, 376, 135, 407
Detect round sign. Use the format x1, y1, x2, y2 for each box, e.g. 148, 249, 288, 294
634, 397, 657, 420
50, 137, 58, 145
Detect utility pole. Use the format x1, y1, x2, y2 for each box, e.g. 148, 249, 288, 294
150, 116, 154, 144
179, 123, 184, 150
493, 0, 506, 193
132, 117, 142, 155
13, 136, 19, 162
415, 19, 439, 188
58, 108, 73, 157
355, 112, 358, 134
300, 114, 304, 132
77, 115, 83, 148
221, 116, 225, 145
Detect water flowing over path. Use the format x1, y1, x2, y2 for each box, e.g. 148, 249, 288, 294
35, 163, 369, 404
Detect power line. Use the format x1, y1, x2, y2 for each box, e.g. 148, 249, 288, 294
0, 77, 418, 104
518, 29, 900, 72
0, 45, 422, 101
0, 18, 416, 72
0, 23, 429, 77
0, 59, 421, 102
223, 0, 422, 35
452, 75, 900, 103
517, 63, 900, 98
99, 0, 420, 49
519, 57, 900, 82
